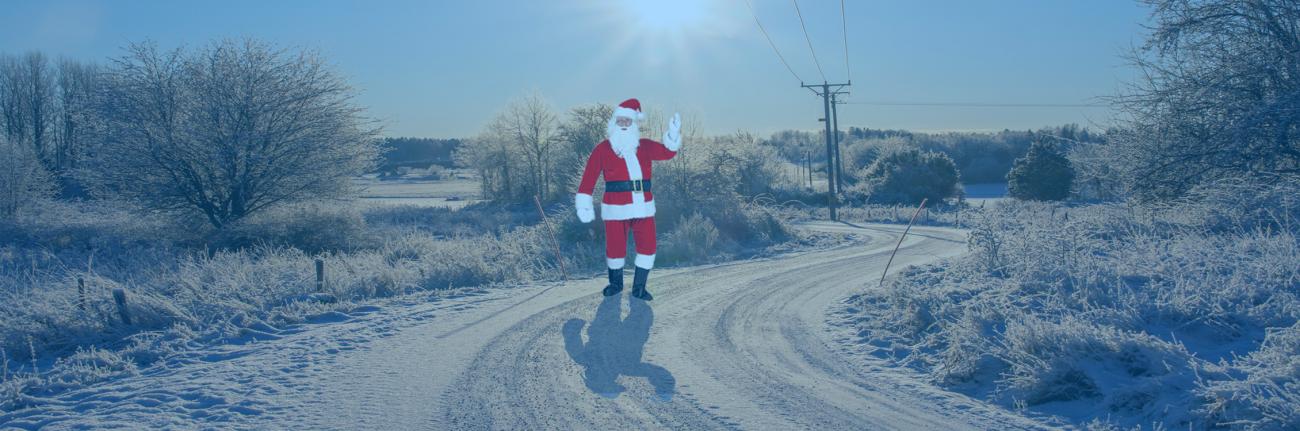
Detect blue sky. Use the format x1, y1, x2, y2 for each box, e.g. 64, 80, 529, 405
0, 0, 1150, 138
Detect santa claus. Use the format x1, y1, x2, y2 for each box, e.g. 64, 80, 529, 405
574, 98, 682, 301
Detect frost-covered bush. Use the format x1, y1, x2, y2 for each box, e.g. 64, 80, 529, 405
0, 137, 56, 220
658, 212, 721, 266
208, 203, 375, 254
365, 201, 544, 237
847, 147, 960, 205
846, 175, 1300, 429
836, 204, 963, 226
1197, 322, 1300, 430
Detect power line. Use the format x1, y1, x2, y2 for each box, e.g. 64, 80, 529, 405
790, 0, 826, 82
839, 0, 851, 82
843, 101, 1107, 108
742, 0, 803, 83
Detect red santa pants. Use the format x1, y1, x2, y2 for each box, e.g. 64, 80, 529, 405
604, 217, 656, 270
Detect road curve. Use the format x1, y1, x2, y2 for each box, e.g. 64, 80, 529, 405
2, 222, 1050, 430
364, 221, 1045, 430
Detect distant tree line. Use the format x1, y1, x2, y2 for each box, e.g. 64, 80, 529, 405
377, 137, 462, 174
762, 124, 1105, 186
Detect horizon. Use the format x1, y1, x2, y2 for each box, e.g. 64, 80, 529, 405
0, 0, 1149, 139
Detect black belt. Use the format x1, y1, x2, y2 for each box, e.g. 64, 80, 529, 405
605, 179, 650, 192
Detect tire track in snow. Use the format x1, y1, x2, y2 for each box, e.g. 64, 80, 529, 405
3, 223, 1055, 430
434, 222, 1053, 430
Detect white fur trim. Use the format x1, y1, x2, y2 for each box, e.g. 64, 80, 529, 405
600, 199, 655, 220
575, 193, 595, 223
613, 106, 645, 121
619, 146, 650, 213
607, 257, 625, 269
634, 253, 655, 270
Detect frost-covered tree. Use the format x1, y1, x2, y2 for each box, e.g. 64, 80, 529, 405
460, 93, 562, 203
53, 58, 101, 172
1008, 141, 1074, 201
0, 134, 55, 219
0, 52, 57, 170
83, 40, 379, 228
1115, 0, 1300, 198
851, 147, 960, 205
555, 103, 613, 199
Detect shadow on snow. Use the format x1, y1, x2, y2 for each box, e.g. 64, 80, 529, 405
562, 294, 675, 400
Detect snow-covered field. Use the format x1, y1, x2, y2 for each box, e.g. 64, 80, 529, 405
0, 222, 1053, 429
962, 182, 1009, 208
354, 176, 482, 209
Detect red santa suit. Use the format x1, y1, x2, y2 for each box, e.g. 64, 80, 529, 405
574, 99, 681, 272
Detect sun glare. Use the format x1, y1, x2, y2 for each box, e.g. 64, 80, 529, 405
621, 0, 711, 34
581, 0, 738, 84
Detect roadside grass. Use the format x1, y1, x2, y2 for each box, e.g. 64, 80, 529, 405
0, 192, 821, 411
842, 176, 1300, 429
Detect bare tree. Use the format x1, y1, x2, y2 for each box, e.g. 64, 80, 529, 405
557, 103, 612, 197
498, 93, 559, 201
23, 52, 54, 167
1115, 0, 1300, 198
466, 93, 560, 203
54, 58, 100, 171
0, 56, 23, 146
456, 132, 515, 201
0, 53, 57, 166
83, 40, 379, 228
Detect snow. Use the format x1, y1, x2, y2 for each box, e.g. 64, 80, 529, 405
2, 222, 1052, 429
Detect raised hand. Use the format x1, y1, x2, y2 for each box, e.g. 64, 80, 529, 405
663, 112, 682, 151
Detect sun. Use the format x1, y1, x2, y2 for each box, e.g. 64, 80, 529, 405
578, 0, 739, 85
620, 0, 711, 35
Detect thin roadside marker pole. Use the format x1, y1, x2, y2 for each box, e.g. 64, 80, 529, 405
534, 195, 569, 282
879, 198, 928, 288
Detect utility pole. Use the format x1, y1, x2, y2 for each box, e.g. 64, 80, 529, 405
803, 81, 850, 221
806, 150, 812, 190
831, 92, 847, 189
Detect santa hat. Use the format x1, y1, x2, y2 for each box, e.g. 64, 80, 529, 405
613, 98, 646, 122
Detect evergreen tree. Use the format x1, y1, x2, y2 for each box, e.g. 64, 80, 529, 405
1007, 141, 1074, 201
853, 147, 960, 205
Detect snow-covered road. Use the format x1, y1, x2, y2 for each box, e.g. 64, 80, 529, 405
3, 222, 1051, 430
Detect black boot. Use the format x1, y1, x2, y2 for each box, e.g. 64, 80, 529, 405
631, 267, 653, 301
602, 268, 623, 296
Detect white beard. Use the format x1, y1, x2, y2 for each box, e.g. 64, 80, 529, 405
608, 119, 640, 159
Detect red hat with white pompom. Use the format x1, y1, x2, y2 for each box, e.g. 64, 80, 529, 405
613, 98, 645, 122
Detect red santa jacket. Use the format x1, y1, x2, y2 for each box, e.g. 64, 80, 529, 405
576, 138, 677, 220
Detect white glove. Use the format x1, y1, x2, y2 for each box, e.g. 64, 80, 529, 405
575, 193, 595, 223
663, 112, 682, 151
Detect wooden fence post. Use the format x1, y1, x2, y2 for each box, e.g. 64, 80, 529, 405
315, 259, 325, 292
112, 288, 131, 325
533, 195, 569, 281
880, 198, 929, 288
77, 277, 87, 312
